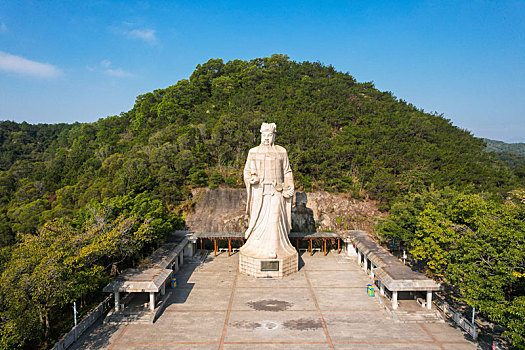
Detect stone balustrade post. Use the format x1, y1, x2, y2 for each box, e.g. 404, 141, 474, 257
114, 292, 120, 311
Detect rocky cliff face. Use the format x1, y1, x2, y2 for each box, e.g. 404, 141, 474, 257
184, 188, 383, 234
184, 188, 248, 233
301, 191, 383, 233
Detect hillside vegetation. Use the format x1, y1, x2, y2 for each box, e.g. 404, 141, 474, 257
483, 138, 525, 174
0, 54, 523, 348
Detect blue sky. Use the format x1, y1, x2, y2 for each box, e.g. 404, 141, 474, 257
0, 0, 524, 142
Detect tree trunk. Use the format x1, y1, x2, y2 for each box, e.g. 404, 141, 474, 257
111, 263, 119, 276
44, 310, 50, 340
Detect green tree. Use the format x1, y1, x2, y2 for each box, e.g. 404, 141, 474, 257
380, 189, 525, 348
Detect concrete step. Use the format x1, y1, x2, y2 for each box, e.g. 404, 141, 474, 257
104, 311, 154, 324
392, 310, 444, 323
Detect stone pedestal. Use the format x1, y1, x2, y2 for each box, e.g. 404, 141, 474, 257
239, 251, 298, 278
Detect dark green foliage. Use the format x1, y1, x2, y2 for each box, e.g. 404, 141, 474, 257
209, 171, 224, 189
189, 167, 209, 188
489, 151, 525, 171
0, 121, 74, 171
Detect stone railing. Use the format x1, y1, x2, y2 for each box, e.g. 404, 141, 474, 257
51, 295, 114, 350
437, 301, 478, 340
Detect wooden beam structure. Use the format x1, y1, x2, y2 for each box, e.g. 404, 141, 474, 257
193, 232, 342, 257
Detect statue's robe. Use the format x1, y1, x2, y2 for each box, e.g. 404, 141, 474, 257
240, 144, 296, 259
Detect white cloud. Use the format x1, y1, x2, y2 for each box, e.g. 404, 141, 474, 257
0, 23, 7, 33
127, 28, 157, 43
105, 68, 134, 78
0, 51, 61, 78
86, 59, 134, 78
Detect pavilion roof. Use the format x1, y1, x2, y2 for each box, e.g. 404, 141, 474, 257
346, 230, 440, 292
103, 268, 172, 293
141, 237, 189, 269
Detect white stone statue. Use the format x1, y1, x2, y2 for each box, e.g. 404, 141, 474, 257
239, 123, 298, 277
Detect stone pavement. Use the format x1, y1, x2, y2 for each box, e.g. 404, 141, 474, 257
73, 251, 477, 349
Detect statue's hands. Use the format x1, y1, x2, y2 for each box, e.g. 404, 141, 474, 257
249, 175, 259, 184
283, 186, 294, 198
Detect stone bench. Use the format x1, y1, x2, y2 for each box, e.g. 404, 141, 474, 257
416, 297, 427, 308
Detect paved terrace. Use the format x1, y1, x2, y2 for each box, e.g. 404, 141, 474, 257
74, 251, 476, 349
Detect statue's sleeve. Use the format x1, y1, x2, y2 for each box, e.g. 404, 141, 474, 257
244, 149, 253, 186
283, 150, 294, 189
244, 149, 254, 214
283, 149, 293, 232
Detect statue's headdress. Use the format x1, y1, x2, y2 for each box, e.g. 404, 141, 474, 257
260, 122, 276, 133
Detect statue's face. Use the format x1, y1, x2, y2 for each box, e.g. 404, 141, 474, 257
261, 131, 275, 145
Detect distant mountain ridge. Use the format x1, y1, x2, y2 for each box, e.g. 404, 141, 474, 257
484, 138, 525, 155
483, 138, 525, 171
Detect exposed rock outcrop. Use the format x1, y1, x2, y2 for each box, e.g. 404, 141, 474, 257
184, 188, 248, 233
184, 188, 383, 233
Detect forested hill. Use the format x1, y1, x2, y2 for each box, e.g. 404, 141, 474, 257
0, 121, 75, 170
0, 54, 521, 245
1, 54, 523, 348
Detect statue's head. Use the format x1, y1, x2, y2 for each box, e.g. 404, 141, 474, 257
260, 122, 276, 146
295, 192, 307, 206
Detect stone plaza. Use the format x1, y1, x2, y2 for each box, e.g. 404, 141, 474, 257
73, 250, 477, 349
